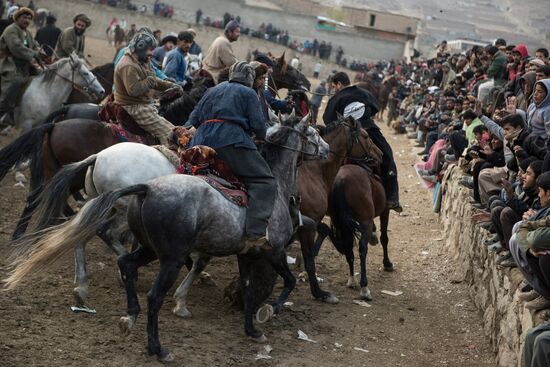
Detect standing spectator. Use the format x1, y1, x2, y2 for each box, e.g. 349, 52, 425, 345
196, 8, 203, 25
113, 24, 125, 48
163, 31, 193, 85
313, 62, 322, 79
125, 24, 137, 44
152, 34, 176, 68
34, 15, 61, 57
310, 80, 326, 123
54, 13, 91, 59
153, 29, 162, 43
27, 0, 34, 11
202, 20, 240, 82
0, 5, 17, 36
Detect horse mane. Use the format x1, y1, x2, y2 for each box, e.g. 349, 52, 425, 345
41, 58, 71, 84
92, 62, 114, 75
317, 120, 342, 136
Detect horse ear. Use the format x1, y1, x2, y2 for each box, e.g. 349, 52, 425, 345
298, 113, 310, 130
278, 51, 286, 65
289, 108, 296, 120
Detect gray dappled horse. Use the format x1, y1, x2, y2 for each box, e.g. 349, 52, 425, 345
5, 113, 329, 362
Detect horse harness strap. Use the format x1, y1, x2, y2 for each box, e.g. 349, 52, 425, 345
52, 64, 98, 95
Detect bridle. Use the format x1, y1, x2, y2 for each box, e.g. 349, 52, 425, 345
265, 125, 321, 161
328, 120, 380, 165
48, 57, 100, 96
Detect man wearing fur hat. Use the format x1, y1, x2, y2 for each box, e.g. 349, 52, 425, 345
202, 20, 240, 82
0, 7, 44, 124
54, 13, 91, 59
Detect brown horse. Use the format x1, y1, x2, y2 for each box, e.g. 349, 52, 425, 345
316, 152, 393, 301
296, 117, 379, 303
0, 78, 213, 240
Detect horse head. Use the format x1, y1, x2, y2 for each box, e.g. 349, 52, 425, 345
340, 115, 382, 166
185, 54, 202, 78
66, 52, 105, 99
269, 52, 311, 92
268, 111, 329, 160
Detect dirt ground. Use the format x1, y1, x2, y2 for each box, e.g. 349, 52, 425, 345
0, 37, 495, 367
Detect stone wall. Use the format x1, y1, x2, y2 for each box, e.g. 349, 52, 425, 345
440, 166, 537, 367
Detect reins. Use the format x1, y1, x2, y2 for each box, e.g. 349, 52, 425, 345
265, 126, 320, 157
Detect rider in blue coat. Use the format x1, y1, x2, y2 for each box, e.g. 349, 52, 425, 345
187, 62, 276, 247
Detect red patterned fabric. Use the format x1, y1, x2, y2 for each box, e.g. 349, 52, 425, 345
177, 145, 248, 207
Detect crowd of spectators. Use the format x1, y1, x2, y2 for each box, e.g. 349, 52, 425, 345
375, 39, 550, 366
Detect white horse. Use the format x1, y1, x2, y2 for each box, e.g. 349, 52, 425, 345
16, 52, 105, 133
185, 53, 202, 79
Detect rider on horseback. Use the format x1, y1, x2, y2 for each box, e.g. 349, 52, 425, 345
186, 61, 276, 248
0, 7, 46, 126
113, 30, 181, 146
323, 71, 403, 213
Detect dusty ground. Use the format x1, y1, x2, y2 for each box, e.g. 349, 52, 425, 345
0, 37, 495, 367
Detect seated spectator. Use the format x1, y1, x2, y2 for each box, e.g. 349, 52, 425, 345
489, 159, 543, 266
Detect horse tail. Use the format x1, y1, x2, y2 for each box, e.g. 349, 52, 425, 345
328, 180, 360, 255
32, 154, 98, 231
0, 123, 54, 183
0, 106, 68, 183
3, 184, 148, 290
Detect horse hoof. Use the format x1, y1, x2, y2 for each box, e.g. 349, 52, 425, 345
383, 263, 395, 272
158, 348, 175, 363
118, 316, 135, 336
172, 303, 192, 319
360, 287, 373, 301
322, 294, 339, 304
251, 333, 268, 344
346, 276, 358, 289
256, 304, 274, 324
73, 286, 88, 307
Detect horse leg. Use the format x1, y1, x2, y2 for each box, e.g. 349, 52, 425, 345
147, 259, 185, 363
12, 188, 41, 240
380, 209, 394, 271
267, 250, 296, 314
172, 256, 210, 318
358, 222, 373, 301
298, 224, 339, 304
73, 242, 89, 307
117, 246, 156, 336
345, 249, 357, 289
313, 222, 330, 257
96, 215, 129, 257
237, 254, 267, 343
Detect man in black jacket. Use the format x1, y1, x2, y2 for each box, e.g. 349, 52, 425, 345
323, 71, 402, 212
34, 15, 61, 57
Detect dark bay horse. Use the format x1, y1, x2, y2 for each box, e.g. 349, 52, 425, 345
0, 79, 213, 240
316, 151, 393, 301
296, 117, 380, 303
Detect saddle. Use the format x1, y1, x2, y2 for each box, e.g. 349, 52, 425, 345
177, 145, 248, 207
99, 94, 158, 145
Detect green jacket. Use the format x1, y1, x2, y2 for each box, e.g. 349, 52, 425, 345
0, 23, 39, 90
487, 51, 507, 87
517, 216, 550, 252
55, 27, 85, 59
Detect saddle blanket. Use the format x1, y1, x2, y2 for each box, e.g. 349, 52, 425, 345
177, 145, 248, 207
